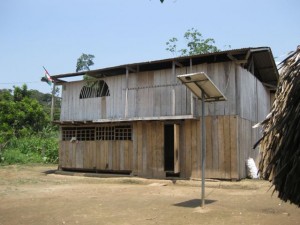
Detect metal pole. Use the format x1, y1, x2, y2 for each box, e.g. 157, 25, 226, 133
201, 93, 206, 208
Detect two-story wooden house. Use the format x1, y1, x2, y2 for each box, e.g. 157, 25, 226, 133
52, 47, 278, 180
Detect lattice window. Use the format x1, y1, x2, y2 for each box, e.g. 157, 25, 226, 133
115, 126, 132, 140
62, 128, 76, 141
79, 80, 110, 99
62, 127, 95, 141
62, 125, 132, 141
95, 126, 115, 140
76, 127, 95, 141
96, 125, 132, 140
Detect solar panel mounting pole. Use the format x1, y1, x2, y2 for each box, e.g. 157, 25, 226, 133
201, 91, 206, 208
177, 72, 226, 209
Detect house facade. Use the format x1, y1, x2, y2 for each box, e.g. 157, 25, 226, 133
52, 47, 278, 180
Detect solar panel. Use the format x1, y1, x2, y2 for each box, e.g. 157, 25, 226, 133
177, 72, 226, 102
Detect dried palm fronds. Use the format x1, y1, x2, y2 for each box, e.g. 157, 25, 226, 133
256, 46, 300, 207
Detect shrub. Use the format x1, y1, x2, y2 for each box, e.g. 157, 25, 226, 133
0, 127, 59, 165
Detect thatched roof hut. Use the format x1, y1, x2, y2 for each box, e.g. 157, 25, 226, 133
256, 46, 300, 207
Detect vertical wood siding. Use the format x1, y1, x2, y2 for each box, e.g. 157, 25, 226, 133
132, 121, 165, 178
59, 117, 256, 180
60, 140, 133, 171
180, 116, 238, 180
59, 121, 165, 178
59, 62, 271, 180
60, 62, 253, 121
236, 66, 270, 122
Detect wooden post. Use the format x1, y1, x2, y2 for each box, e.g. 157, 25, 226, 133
172, 61, 176, 115
190, 58, 194, 115
125, 67, 129, 118
50, 83, 56, 121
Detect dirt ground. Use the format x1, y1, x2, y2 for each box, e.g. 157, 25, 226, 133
0, 165, 299, 225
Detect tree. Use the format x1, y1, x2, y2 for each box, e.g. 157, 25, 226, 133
0, 85, 49, 144
0, 89, 13, 101
76, 53, 95, 72
166, 28, 219, 56
13, 84, 30, 102
29, 88, 61, 121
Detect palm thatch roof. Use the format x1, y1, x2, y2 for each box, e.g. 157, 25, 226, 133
255, 46, 300, 207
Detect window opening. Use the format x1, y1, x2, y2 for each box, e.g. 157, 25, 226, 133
96, 126, 115, 140
79, 80, 110, 99
115, 126, 132, 140
76, 127, 95, 141
62, 125, 132, 141
62, 128, 76, 141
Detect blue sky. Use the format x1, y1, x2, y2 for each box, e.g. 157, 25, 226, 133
0, 0, 299, 93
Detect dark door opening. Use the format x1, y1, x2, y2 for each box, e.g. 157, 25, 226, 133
164, 124, 174, 171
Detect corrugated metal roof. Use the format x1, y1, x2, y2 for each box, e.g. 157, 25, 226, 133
51, 47, 279, 88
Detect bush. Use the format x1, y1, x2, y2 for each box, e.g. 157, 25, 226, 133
2, 148, 43, 164
0, 127, 59, 165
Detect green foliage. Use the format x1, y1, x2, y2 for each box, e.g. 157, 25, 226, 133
165, 37, 178, 55
0, 89, 13, 101
2, 149, 43, 164
28, 88, 61, 121
0, 85, 50, 141
13, 84, 30, 102
76, 53, 95, 72
0, 85, 59, 165
166, 28, 220, 56
0, 127, 58, 165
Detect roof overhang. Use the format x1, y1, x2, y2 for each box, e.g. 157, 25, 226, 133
51, 47, 279, 89
53, 115, 198, 125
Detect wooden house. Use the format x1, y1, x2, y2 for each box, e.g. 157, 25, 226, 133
52, 47, 278, 180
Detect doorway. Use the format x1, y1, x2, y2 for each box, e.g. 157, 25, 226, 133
164, 124, 174, 171
164, 124, 180, 175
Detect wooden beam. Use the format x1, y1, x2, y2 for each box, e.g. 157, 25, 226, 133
245, 50, 251, 61
93, 115, 197, 123
126, 66, 137, 73
261, 82, 277, 90
174, 61, 184, 68
227, 53, 248, 64
246, 56, 255, 74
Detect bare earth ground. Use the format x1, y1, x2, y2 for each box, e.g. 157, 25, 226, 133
0, 165, 299, 225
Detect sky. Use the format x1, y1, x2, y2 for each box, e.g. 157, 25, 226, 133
0, 0, 299, 93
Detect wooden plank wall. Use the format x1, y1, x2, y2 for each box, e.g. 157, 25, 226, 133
59, 62, 272, 180
132, 121, 165, 178
193, 62, 237, 116
236, 66, 271, 122
235, 66, 271, 178
237, 117, 261, 178
60, 62, 241, 121
59, 121, 165, 178
59, 140, 133, 171
127, 69, 191, 118
58, 116, 265, 180
180, 116, 238, 180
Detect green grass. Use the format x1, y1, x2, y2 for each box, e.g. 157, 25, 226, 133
0, 132, 59, 165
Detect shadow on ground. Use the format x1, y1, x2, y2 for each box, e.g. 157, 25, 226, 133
174, 199, 217, 208
42, 169, 57, 175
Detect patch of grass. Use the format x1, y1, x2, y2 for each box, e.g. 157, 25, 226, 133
0, 133, 58, 165
1, 149, 42, 164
